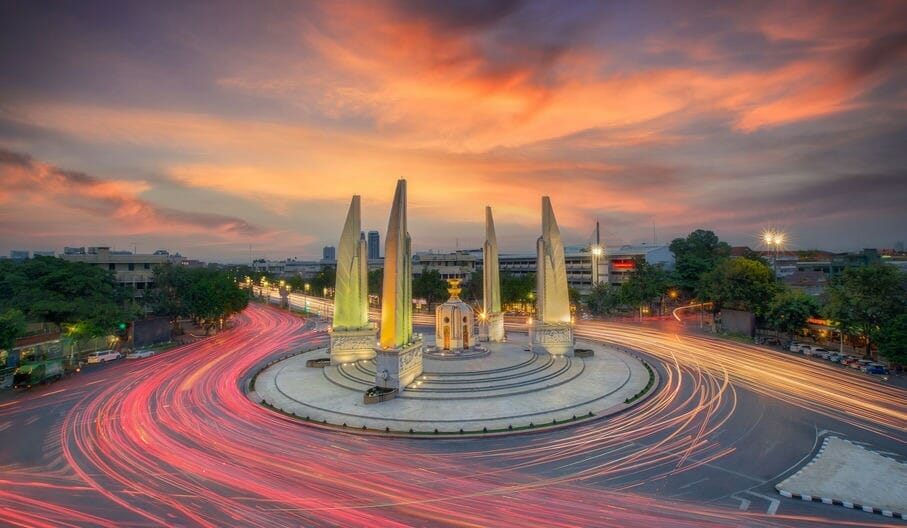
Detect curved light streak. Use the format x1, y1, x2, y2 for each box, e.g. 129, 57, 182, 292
0, 304, 900, 527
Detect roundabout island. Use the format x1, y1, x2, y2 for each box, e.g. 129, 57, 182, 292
252, 334, 656, 435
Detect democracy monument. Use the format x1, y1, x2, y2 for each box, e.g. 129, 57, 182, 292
251, 179, 655, 435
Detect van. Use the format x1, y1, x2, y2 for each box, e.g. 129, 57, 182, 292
85, 350, 121, 364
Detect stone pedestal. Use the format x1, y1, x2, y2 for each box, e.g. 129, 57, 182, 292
479, 312, 505, 343
529, 321, 575, 356
329, 326, 377, 365
374, 338, 423, 391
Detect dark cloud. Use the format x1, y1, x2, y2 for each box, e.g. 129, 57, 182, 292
0, 147, 265, 236
0, 147, 32, 167
847, 31, 907, 81
159, 208, 263, 237
393, 0, 525, 33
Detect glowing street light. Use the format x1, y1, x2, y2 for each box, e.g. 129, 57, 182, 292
762, 228, 787, 276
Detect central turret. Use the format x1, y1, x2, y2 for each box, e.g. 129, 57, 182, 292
435, 279, 475, 351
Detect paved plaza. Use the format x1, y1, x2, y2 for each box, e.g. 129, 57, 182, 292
251, 333, 654, 435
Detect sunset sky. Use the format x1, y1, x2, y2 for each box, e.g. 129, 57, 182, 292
1, 1, 905, 262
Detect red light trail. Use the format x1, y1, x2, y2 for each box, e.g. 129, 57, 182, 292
0, 303, 901, 527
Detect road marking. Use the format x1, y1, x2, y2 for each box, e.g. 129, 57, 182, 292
39, 389, 66, 398
678, 477, 709, 490
25, 415, 41, 425
0, 422, 10, 432
731, 494, 751, 511
746, 491, 780, 515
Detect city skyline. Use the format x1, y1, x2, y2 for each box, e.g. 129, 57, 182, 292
1, 1, 905, 262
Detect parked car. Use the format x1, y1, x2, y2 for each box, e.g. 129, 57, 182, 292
789, 342, 808, 353
85, 350, 121, 364
827, 353, 843, 363
850, 359, 872, 370
864, 365, 889, 375
126, 349, 155, 359
811, 348, 831, 359
841, 356, 859, 366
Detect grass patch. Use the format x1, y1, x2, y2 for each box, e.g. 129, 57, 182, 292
625, 360, 655, 404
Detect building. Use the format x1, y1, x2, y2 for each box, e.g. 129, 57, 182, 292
368, 230, 380, 260
9, 250, 29, 261
783, 270, 828, 297
413, 251, 478, 281
796, 248, 881, 277
251, 259, 287, 275
322, 246, 336, 261
497, 244, 673, 293
767, 252, 797, 277
60, 246, 171, 305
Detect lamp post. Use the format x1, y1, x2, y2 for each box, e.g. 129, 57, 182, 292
591, 245, 603, 286
762, 229, 786, 276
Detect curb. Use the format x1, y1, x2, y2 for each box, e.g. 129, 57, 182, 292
775, 436, 905, 520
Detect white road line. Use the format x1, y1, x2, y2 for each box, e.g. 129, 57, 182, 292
678, 477, 709, 490
746, 491, 780, 515
0, 422, 10, 432
731, 495, 751, 511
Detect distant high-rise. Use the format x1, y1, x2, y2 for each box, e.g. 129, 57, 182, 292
368, 230, 380, 260
323, 246, 336, 261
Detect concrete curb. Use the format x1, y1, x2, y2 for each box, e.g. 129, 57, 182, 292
775, 436, 905, 520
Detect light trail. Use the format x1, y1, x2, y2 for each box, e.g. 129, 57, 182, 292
0, 304, 901, 527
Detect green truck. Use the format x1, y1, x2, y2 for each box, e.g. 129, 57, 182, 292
13, 359, 68, 389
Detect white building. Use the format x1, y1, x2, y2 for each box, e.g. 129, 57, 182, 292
60, 246, 171, 304
498, 244, 673, 293
413, 251, 478, 281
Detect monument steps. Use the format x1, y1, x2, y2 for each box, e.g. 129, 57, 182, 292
320, 350, 586, 400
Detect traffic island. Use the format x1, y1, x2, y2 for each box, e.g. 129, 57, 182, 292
250, 335, 659, 437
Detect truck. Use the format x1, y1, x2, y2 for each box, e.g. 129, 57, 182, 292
13, 359, 65, 389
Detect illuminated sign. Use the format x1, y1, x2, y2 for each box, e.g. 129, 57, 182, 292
612, 260, 636, 270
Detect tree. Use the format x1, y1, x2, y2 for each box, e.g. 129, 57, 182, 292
412, 268, 448, 307
500, 272, 535, 306
699, 258, 778, 316
586, 282, 619, 316
766, 288, 819, 339
619, 257, 670, 313
146, 262, 192, 319
875, 313, 907, 364
0, 256, 132, 337
0, 309, 26, 352
823, 265, 907, 356
669, 229, 732, 298
309, 266, 336, 297
568, 286, 581, 309
183, 269, 249, 332
462, 269, 483, 304
146, 264, 248, 332
368, 268, 383, 301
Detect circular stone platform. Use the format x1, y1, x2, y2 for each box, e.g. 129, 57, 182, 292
251, 333, 654, 435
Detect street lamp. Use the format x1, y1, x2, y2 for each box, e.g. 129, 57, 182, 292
591, 245, 603, 286
762, 229, 786, 276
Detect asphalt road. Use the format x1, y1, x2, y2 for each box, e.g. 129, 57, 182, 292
0, 303, 903, 527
